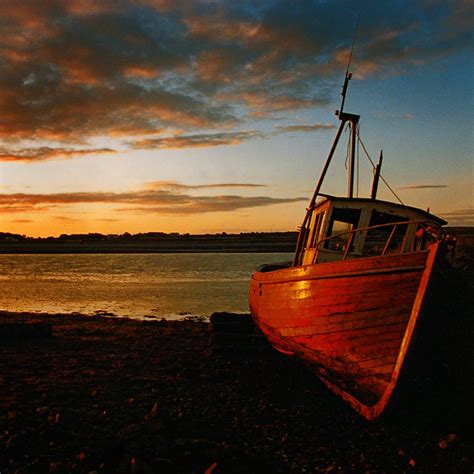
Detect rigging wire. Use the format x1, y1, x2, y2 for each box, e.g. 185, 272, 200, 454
344, 123, 351, 169
356, 130, 405, 205
356, 123, 360, 197
345, 15, 360, 78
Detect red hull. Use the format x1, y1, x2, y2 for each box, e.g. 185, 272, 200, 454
249, 243, 440, 420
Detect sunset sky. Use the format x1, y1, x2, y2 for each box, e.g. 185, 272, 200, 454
0, 0, 472, 237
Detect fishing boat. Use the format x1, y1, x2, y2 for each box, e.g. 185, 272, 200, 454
249, 58, 449, 420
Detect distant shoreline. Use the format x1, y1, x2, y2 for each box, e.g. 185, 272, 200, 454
0, 227, 472, 254
0, 231, 298, 254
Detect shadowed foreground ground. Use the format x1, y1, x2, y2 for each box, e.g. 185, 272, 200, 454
1, 306, 472, 473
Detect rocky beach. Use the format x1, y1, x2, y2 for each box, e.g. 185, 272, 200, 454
1, 306, 472, 473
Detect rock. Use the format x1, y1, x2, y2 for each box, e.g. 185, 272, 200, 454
204, 461, 218, 474
209, 312, 253, 325
438, 433, 459, 449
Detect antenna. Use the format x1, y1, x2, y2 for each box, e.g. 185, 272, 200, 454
336, 14, 359, 117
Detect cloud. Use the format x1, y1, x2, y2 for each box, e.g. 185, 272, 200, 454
275, 123, 335, 133
398, 184, 448, 190
0, 146, 116, 162
130, 131, 266, 149
145, 181, 267, 190
0, 182, 306, 215
53, 216, 81, 222
0, 0, 469, 147
116, 196, 306, 215
10, 219, 33, 223
439, 208, 474, 226
0, 204, 51, 213
130, 123, 335, 150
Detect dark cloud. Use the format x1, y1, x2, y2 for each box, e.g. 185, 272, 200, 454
0, 146, 115, 162
0, 0, 469, 149
398, 184, 448, 190
116, 196, 305, 215
10, 219, 33, 223
275, 123, 335, 133
145, 181, 266, 190
53, 216, 81, 222
129, 124, 335, 150
130, 131, 266, 149
0, 182, 306, 215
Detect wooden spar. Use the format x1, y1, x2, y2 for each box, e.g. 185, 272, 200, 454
339, 112, 360, 199
293, 42, 358, 265
293, 111, 359, 265
371, 150, 383, 199
293, 120, 346, 265
349, 119, 357, 198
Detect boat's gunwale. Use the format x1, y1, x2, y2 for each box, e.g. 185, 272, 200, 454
251, 248, 430, 283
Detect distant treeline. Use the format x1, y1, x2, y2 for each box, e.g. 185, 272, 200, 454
0, 231, 299, 254
0, 227, 471, 254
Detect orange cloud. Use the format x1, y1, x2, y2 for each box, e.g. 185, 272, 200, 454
0, 147, 116, 162
0, 183, 306, 215
184, 15, 258, 42
0, 0, 469, 145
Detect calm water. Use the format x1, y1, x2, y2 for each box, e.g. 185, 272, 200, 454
0, 253, 291, 320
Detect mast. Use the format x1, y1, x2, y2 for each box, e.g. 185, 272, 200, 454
293, 20, 360, 265
337, 16, 359, 198
336, 42, 359, 198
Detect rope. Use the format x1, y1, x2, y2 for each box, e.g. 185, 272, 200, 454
357, 131, 405, 205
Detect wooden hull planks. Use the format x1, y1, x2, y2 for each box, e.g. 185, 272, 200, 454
249, 243, 441, 420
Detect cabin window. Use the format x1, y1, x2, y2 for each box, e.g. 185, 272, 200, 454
363, 210, 408, 256
307, 211, 326, 248
325, 207, 361, 251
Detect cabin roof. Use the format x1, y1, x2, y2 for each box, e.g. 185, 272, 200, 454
316, 194, 447, 225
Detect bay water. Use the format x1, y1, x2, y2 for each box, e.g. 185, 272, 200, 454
0, 253, 291, 320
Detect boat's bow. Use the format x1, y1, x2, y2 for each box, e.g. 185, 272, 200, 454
250, 242, 443, 420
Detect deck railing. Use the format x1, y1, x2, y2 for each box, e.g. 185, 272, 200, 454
295, 219, 442, 265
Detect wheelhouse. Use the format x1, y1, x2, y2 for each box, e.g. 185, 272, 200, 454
295, 195, 446, 266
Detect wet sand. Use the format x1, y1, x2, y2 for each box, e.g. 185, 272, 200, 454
1, 307, 472, 473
